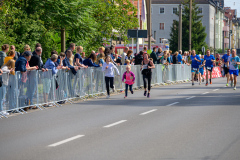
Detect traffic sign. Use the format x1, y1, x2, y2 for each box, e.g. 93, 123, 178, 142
128, 29, 148, 38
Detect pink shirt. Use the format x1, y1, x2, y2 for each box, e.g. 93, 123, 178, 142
125, 72, 134, 85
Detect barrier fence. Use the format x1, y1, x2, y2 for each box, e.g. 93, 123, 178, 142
0, 64, 191, 118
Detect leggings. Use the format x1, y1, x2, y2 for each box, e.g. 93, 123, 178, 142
125, 84, 133, 97
105, 77, 114, 95
143, 74, 151, 91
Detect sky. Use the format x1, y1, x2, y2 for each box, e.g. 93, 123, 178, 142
224, 0, 240, 17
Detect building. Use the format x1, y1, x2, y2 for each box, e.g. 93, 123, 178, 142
214, 0, 224, 8
151, 0, 224, 50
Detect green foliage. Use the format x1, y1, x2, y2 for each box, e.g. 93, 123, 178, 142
0, 0, 138, 62
169, 0, 207, 54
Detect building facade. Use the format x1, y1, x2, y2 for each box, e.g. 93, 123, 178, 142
152, 0, 224, 50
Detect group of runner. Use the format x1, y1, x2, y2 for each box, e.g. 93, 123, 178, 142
190, 49, 240, 90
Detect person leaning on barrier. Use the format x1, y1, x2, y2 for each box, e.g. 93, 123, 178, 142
134, 51, 144, 65
113, 53, 122, 66
150, 47, 158, 64
0, 44, 9, 68
83, 52, 101, 67
172, 51, 179, 64
29, 47, 47, 72
74, 46, 88, 69
63, 50, 78, 75
15, 51, 38, 72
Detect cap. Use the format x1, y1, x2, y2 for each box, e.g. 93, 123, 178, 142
23, 51, 32, 57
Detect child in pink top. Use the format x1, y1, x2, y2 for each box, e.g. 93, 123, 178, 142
122, 65, 135, 98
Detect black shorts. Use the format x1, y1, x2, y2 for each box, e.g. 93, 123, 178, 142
224, 66, 229, 74
205, 66, 213, 72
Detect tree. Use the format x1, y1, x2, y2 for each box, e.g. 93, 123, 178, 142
169, 0, 207, 53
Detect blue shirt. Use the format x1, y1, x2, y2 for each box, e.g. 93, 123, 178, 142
191, 55, 200, 68
45, 59, 58, 75
199, 58, 204, 69
15, 56, 27, 72
74, 53, 83, 64
204, 55, 215, 67
83, 58, 100, 67
228, 56, 240, 70
178, 54, 183, 64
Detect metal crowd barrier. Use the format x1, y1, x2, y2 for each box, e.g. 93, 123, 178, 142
0, 64, 191, 118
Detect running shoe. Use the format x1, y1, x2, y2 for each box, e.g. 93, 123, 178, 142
210, 81, 212, 84
144, 91, 147, 96
106, 95, 110, 99
147, 93, 150, 98
202, 79, 204, 82
231, 81, 233, 87
112, 86, 115, 92
124, 96, 127, 98
234, 87, 236, 90
131, 90, 134, 94
192, 83, 194, 86
226, 83, 229, 87
205, 83, 208, 86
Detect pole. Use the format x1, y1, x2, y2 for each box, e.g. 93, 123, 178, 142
214, 7, 216, 58
137, 0, 140, 54
146, 0, 152, 50
178, 4, 182, 50
136, 29, 139, 54
61, 28, 65, 52
222, 30, 225, 54
132, 38, 134, 52
189, 0, 192, 50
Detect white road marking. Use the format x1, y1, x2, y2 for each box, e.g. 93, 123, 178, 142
186, 96, 196, 100
202, 92, 209, 95
140, 109, 157, 115
104, 120, 127, 128
166, 102, 179, 106
48, 135, 85, 147
213, 89, 219, 91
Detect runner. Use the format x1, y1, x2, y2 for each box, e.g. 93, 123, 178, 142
122, 65, 135, 98
102, 55, 120, 98
227, 49, 240, 90
140, 53, 155, 98
188, 50, 201, 86
203, 49, 215, 86
221, 49, 231, 86
198, 54, 205, 85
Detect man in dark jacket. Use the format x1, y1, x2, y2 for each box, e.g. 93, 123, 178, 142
150, 47, 158, 64
65, 43, 75, 55
15, 51, 32, 72
29, 47, 46, 71
135, 51, 144, 65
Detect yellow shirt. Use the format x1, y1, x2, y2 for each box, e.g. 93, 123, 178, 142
3, 56, 14, 65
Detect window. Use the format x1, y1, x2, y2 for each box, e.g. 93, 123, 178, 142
173, 7, 177, 14
159, 38, 164, 43
160, 7, 164, 14
198, 7, 203, 14
160, 23, 164, 30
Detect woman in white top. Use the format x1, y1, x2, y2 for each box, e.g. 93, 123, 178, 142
102, 56, 120, 98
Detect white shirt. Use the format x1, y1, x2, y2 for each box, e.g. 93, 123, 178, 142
102, 62, 120, 77
121, 52, 127, 64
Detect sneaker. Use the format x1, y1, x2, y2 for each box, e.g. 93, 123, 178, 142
234, 87, 236, 90
226, 83, 229, 87
144, 91, 147, 96
202, 79, 204, 82
124, 96, 127, 99
112, 86, 115, 92
192, 83, 194, 86
210, 82, 212, 84
131, 90, 134, 94
147, 93, 150, 98
231, 81, 233, 87
205, 83, 208, 86
106, 95, 110, 99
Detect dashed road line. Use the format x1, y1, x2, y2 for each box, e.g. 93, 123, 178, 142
186, 96, 196, 100
202, 92, 209, 95
103, 120, 127, 128
48, 135, 85, 147
166, 102, 179, 106
140, 109, 157, 115
213, 89, 219, 91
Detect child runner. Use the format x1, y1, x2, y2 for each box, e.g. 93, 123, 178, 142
198, 54, 205, 85
227, 49, 240, 90
102, 55, 120, 98
122, 65, 135, 98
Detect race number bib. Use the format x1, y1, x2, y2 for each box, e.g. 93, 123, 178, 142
207, 67, 211, 70
193, 68, 197, 71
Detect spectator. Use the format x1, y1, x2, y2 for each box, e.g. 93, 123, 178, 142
82, 52, 86, 60
74, 46, 87, 68
15, 51, 37, 72
32, 43, 41, 55
43, 54, 62, 107
124, 59, 131, 65
29, 47, 46, 72
172, 51, 179, 64
105, 47, 116, 65
4, 50, 15, 65
156, 47, 163, 63
183, 51, 188, 63
97, 52, 105, 66
0, 44, 9, 68
142, 46, 147, 53
150, 47, 158, 64
121, 47, 129, 65
135, 51, 144, 65
161, 53, 170, 65
59, 52, 66, 67
23, 44, 31, 53
110, 45, 115, 59
0, 59, 15, 116
10, 45, 20, 60
65, 43, 75, 55
83, 52, 100, 67
113, 53, 121, 66
50, 50, 60, 66
178, 50, 184, 64
63, 50, 78, 74
126, 50, 134, 63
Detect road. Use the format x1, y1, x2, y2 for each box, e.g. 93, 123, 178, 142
0, 77, 240, 160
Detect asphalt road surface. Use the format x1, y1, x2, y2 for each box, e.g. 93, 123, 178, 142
0, 77, 240, 160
